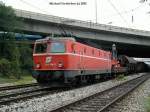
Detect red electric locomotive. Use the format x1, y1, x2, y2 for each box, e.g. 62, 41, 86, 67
33, 37, 120, 84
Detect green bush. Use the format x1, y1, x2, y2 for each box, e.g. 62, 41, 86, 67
19, 44, 33, 72
11, 60, 21, 79
116, 74, 126, 81
0, 40, 33, 79
0, 2, 32, 79
0, 58, 11, 77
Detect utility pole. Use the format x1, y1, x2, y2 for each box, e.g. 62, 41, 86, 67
95, 0, 97, 23
132, 9, 134, 24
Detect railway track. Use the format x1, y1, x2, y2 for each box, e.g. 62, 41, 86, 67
0, 85, 67, 105
50, 74, 150, 112
0, 81, 101, 106
0, 83, 71, 105
0, 83, 38, 91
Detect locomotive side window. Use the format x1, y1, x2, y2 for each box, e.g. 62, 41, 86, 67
50, 42, 65, 53
71, 43, 76, 53
35, 43, 47, 53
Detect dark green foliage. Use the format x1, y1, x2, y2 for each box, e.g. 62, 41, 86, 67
0, 58, 11, 77
11, 60, 21, 79
0, 33, 21, 79
19, 44, 33, 74
116, 74, 126, 81
0, 2, 32, 79
0, 33, 33, 78
0, 2, 22, 32
0, 33, 15, 59
0, 33, 33, 79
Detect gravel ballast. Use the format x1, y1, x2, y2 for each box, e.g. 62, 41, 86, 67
106, 73, 150, 112
0, 73, 145, 112
0, 83, 13, 87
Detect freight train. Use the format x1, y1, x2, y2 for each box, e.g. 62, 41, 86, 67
32, 37, 148, 85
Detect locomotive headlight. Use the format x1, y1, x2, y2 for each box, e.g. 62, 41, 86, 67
58, 62, 63, 68
36, 63, 41, 68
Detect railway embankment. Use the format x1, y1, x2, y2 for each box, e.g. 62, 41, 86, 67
0, 73, 147, 112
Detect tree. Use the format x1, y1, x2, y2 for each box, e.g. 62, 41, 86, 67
0, 2, 34, 79
0, 2, 22, 32
0, 58, 11, 77
0, 2, 22, 79
19, 44, 33, 74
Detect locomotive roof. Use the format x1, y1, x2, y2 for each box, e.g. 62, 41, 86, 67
35, 37, 76, 42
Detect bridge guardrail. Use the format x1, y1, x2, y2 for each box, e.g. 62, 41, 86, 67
15, 9, 150, 37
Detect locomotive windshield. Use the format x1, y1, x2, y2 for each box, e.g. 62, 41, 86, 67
50, 42, 65, 53
34, 43, 47, 53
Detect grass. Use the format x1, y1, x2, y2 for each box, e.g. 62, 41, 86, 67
0, 75, 36, 85
145, 97, 150, 112
115, 74, 126, 81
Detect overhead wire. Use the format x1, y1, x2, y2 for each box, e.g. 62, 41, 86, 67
122, 3, 145, 14
109, 3, 144, 17
103, 2, 146, 28
19, 0, 50, 14
20, 0, 72, 36
106, 0, 131, 27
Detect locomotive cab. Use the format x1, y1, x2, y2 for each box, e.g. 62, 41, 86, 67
33, 38, 67, 70
32, 37, 75, 84
34, 39, 66, 54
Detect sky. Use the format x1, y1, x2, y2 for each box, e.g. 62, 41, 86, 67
1, 0, 150, 31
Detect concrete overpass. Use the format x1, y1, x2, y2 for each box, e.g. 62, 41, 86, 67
12, 10, 150, 57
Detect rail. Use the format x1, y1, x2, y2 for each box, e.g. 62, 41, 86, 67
0, 86, 68, 105
50, 74, 149, 112
0, 83, 38, 91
